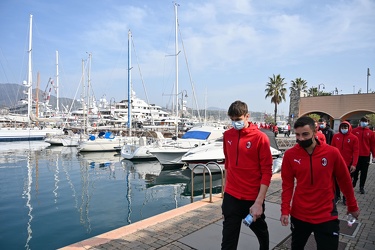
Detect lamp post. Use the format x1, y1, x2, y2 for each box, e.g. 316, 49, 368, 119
109, 97, 116, 116
318, 84, 325, 95
367, 68, 370, 93
180, 90, 188, 118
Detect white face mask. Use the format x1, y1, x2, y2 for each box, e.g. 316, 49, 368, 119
232, 120, 245, 130
360, 122, 368, 127
341, 129, 348, 134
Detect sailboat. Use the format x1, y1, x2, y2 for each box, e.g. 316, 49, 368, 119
148, 4, 225, 169
0, 15, 63, 142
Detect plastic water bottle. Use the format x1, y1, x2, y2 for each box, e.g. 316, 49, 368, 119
347, 214, 356, 227
243, 214, 253, 227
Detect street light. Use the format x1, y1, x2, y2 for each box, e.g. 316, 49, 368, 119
109, 97, 116, 115
179, 90, 188, 118
318, 84, 325, 96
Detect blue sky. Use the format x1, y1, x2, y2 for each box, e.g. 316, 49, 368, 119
0, 0, 374, 115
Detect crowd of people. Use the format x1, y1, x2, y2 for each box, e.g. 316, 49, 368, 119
221, 100, 375, 250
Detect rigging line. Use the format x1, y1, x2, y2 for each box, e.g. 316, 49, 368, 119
178, 27, 202, 123
61, 58, 89, 127
130, 35, 155, 123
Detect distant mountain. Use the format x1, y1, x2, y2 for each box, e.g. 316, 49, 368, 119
0, 83, 79, 111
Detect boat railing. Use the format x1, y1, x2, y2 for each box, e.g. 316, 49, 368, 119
190, 162, 225, 203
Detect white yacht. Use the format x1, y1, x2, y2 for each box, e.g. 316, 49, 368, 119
181, 128, 283, 174
120, 131, 166, 160
149, 125, 225, 169
111, 91, 171, 125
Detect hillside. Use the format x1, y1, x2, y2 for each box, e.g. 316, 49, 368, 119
0, 83, 79, 111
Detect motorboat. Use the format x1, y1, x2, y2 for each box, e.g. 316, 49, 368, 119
181, 128, 283, 174
120, 131, 166, 160
149, 125, 225, 169
77, 131, 135, 152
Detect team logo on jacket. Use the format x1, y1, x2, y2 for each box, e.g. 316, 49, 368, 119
347, 139, 351, 143
246, 141, 251, 149
321, 158, 328, 167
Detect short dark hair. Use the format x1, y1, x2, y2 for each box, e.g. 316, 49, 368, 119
294, 116, 315, 131
318, 118, 326, 123
227, 100, 248, 117
360, 116, 368, 122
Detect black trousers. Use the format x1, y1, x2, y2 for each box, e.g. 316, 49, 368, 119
221, 192, 269, 250
335, 165, 351, 198
290, 216, 340, 250
352, 156, 370, 188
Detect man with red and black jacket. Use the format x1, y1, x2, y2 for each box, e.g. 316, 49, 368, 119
351, 116, 375, 194
222, 100, 273, 250
331, 121, 359, 205
280, 116, 359, 249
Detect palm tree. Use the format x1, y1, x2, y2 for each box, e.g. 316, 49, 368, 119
265, 74, 287, 124
290, 78, 308, 94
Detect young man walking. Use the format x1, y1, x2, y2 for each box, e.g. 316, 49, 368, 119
280, 116, 359, 249
351, 116, 375, 194
331, 121, 359, 205
222, 100, 273, 250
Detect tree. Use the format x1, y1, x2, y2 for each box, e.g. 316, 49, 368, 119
265, 74, 287, 124
307, 87, 332, 96
290, 78, 308, 94
308, 113, 320, 122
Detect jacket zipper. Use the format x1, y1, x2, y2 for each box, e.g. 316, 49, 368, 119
236, 130, 240, 165
309, 154, 313, 184
304, 147, 316, 185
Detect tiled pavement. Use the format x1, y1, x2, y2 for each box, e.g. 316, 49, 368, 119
61, 164, 375, 250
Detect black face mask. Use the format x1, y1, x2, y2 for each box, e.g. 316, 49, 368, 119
296, 137, 313, 148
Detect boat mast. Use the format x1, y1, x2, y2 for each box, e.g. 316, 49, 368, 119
27, 14, 33, 126
81, 59, 86, 134
87, 53, 92, 130
127, 30, 132, 136
56, 50, 59, 113
174, 2, 179, 136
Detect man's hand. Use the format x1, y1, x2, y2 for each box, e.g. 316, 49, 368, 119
349, 209, 360, 219
249, 203, 263, 222
280, 215, 289, 226
349, 166, 356, 173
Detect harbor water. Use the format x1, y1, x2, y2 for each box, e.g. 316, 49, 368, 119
0, 141, 223, 249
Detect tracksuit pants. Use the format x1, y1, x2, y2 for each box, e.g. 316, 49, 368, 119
221, 192, 269, 250
352, 156, 370, 189
290, 216, 340, 250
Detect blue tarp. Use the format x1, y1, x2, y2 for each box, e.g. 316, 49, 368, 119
181, 131, 211, 140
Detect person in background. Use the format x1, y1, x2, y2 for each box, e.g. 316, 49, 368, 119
280, 116, 359, 249
351, 116, 375, 194
331, 121, 359, 205
222, 100, 273, 250
318, 118, 334, 145
273, 124, 279, 137
314, 119, 326, 144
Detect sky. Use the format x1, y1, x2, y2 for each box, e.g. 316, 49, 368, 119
0, 0, 374, 115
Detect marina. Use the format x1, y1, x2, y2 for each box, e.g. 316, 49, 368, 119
0, 141, 222, 249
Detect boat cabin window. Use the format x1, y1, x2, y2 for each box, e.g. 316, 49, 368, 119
181, 131, 211, 140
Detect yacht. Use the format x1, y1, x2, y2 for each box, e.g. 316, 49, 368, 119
149, 125, 225, 169
181, 128, 283, 174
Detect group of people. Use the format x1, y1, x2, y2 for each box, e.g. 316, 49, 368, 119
221, 100, 375, 250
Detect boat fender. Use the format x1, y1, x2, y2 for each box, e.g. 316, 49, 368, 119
89, 135, 96, 141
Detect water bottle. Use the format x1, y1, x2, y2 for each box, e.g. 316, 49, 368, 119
346, 214, 356, 227
243, 214, 253, 227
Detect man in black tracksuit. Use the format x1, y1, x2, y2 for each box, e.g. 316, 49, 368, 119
318, 118, 334, 145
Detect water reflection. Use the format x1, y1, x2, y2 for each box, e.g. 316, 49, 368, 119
0, 142, 224, 249
22, 151, 33, 250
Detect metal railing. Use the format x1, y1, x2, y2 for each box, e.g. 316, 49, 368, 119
275, 138, 296, 151
190, 162, 225, 203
